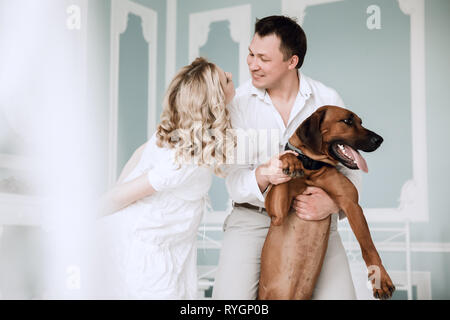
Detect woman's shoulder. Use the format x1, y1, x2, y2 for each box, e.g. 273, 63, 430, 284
144, 132, 185, 167
133, 133, 165, 168
134, 141, 148, 157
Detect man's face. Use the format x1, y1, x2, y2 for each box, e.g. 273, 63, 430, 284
247, 33, 293, 89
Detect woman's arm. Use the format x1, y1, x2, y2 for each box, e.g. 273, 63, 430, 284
116, 142, 147, 185
99, 171, 156, 217
98, 142, 155, 217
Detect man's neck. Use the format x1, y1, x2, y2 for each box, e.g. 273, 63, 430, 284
266, 70, 300, 102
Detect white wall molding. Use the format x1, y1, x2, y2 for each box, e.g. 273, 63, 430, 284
282, 0, 428, 222
109, 0, 158, 186
350, 262, 432, 300
391, 271, 431, 299
196, 241, 450, 253
343, 241, 450, 253
282, 0, 343, 25
189, 4, 251, 86
201, 211, 450, 253
165, 0, 177, 88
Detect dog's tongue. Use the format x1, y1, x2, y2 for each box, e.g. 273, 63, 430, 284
346, 145, 369, 173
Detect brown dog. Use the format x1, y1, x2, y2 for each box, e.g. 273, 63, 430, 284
258, 105, 395, 300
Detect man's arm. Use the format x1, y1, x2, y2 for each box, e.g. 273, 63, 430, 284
292, 167, 362, 221
226, 151, 298, 204
224, 96, 269, 204
225, 165, 266, 204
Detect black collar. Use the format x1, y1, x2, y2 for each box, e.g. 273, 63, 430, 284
284, 142, 329, 171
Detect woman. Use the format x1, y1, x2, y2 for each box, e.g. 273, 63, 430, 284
97, 57, 235, 299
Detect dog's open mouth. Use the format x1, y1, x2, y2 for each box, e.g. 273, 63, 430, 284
330, 143, 368, 173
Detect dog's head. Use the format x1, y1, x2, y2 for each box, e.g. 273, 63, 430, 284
290, 105, 383, 172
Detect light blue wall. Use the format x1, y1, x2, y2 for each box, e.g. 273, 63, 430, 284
301, 0, 412, 209
87, 0, 111, 192
420, 0, 450, 244
131, 0, 167, 119
117, 14, 149, 175
407, 0, 450, 299
176, 0, 280, 71
105, 0, 450, 299
176, 0, 281, 211
115, 0, 167, 176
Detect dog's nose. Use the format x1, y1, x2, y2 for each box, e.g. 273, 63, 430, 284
370, 134, 383, 146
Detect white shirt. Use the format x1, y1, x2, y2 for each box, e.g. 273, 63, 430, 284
99, 133, 212, 299
225, 71, 362, 218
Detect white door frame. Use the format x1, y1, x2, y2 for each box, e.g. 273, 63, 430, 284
109, 0, 158, 185
282, 0, 428, 222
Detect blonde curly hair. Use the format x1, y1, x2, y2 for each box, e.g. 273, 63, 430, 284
156, 57, 235, 176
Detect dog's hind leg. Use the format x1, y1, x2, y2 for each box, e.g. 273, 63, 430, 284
258, 213, 331, 299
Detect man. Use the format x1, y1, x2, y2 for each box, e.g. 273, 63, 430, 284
213, 15, 360, 300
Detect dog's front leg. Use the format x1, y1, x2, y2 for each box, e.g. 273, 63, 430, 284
265, 183, 291, 226
265, 153, 303, 226
338, 199, 396, 299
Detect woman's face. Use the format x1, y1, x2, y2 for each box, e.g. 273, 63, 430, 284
218, 67, 235, 105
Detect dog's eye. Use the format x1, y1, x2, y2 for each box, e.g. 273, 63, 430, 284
342, 119, 353, 126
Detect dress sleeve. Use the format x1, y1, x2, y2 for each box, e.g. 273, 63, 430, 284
146, 146, 199, 192
147, 163, 199, 192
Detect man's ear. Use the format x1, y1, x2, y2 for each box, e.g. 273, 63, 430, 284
288, 55, 299, 70
297, 109, 326, 153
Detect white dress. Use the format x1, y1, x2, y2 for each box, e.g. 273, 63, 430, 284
98, 133, 212, 299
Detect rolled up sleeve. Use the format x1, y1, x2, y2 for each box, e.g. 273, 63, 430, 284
225, 165, 265, 204
224, 95, 266, 205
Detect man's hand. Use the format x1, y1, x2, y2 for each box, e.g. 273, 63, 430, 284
255, 150, 298, 192
292, 186, 339, 220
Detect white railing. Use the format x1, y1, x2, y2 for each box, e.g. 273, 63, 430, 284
339, 220, 413, 299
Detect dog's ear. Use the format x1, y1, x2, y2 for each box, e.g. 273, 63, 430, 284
297, 109, 326, 153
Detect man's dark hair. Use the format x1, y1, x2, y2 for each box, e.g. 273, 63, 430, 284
255, 15, 307, 69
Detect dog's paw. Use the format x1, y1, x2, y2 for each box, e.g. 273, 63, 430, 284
282, 168, 304, 178
369, 266, 396, 300
280, 153, 303, 178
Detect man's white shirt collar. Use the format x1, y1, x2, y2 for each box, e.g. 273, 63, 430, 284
249, 71, 312, 102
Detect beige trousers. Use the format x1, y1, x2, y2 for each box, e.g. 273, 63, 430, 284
212, 206, 357, 300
